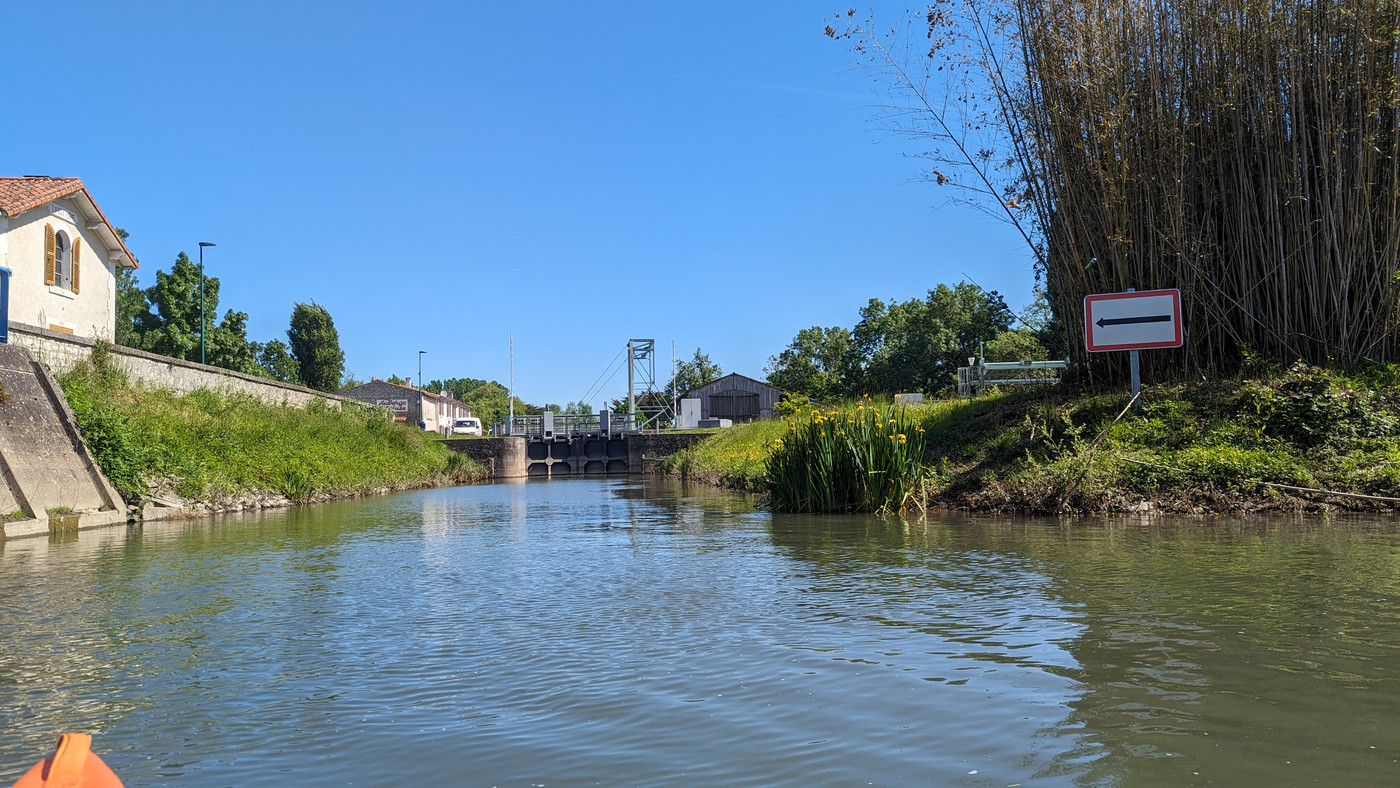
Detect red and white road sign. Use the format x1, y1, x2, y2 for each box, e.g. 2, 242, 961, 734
1084, 289, 1183, 352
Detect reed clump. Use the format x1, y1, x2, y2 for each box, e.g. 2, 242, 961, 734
762, 399, 924, 514
1017, 0, 1400, 380
831, 1, 1400, 381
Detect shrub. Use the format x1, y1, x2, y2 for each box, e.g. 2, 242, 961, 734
1242, 362, 1396, 448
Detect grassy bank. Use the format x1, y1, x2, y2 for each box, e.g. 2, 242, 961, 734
59, 347, 486, 509
665, 363, 1400, 515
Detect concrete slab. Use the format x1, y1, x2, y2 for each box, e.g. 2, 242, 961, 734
0, 344, 126, 539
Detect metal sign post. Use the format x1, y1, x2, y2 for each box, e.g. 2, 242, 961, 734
1084, 287, 1183, 409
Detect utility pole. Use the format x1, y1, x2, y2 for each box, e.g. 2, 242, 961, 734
508, 333, 514, 435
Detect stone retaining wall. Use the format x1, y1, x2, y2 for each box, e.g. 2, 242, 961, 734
6, 322, 355, 409
626, 432, 712, 467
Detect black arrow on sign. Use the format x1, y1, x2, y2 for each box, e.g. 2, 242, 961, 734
1096, 314, 1171, 328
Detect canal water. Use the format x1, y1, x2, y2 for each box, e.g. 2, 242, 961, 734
3, 478, 1400, 785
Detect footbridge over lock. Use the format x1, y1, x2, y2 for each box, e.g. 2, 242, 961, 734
514, 411, 638, 477
443, 412, 708, 480
443, 337, 709, 478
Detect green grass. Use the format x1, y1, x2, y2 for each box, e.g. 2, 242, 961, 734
59, 349, 486, 505
668, 363, 1400, 514
663, 419, 786, 491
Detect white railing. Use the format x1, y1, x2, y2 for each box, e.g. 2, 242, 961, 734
507, 412, 638, 437
958, 359, 1068, 398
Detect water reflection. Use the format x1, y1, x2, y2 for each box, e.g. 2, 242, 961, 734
762, 513, 1400, 784
3, 484, 1400, 785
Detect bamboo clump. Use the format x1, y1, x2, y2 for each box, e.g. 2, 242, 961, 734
1011, 0, 1400, 380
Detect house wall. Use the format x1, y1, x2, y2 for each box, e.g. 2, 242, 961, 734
339, 381, 469, 435
424, 395, 470, 436
7, 322, 355, 409
340, 380, 421, 422
0, 198, 119, 340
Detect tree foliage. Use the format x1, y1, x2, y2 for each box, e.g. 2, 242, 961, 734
765, 326, 857, 402
205, 309, 260, 374
427, 377, 538, 431
767, 281, 1026, 398
288, 302, 345, 392
134, 252, 212, 361
668, 348, 723, 398
114, 268, 145, 349
111, 244, 346, 388
129, 251, 260, 374
256, 339, 301, 384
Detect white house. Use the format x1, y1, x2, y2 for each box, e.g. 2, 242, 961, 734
0, 177, 139, 340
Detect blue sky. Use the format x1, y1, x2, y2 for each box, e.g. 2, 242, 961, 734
2, 2, 1035, 407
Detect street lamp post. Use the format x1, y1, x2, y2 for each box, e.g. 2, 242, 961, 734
198, 242, 216, 365
418, 350, 426, 389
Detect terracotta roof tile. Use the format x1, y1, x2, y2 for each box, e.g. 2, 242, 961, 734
0, 176, 139, 268
0, 177, 85, 216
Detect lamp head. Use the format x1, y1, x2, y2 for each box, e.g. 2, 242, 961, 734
199, 242, 216, 248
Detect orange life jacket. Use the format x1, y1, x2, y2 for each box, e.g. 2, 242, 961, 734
12, 733, 122, 788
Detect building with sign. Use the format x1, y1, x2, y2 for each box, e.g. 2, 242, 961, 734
0, 177, 140, 340
337, 378, 471, 435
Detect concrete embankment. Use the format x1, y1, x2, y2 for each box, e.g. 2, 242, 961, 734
0, 344, 125, 539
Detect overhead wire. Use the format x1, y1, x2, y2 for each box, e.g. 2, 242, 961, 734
578, 348, 626, 407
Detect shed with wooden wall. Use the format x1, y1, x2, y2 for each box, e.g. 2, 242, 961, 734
679, 373, 788, 422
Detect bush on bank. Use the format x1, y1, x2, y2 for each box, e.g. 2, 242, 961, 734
666, 363, 1400, 514
59, 346, 485, 506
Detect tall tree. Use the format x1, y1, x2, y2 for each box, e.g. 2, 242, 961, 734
287, 301, 345, 392
205, 309, 261, 374
667, 348, 723, 398
134, 251, 259, 373
256, 339, 301, 383
115, 268, 146, 349
112, 229, 146, 349
135, 252, 206, 361
853, 282, 1013, 394
766, 326, 858, 401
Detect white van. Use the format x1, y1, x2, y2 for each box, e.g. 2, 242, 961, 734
451, 417, 483, 436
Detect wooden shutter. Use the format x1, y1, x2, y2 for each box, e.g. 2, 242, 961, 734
71, 238, 81, 293
44, 224, 56, 285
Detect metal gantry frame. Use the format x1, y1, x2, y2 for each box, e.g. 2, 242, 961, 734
627, 338, 672, 431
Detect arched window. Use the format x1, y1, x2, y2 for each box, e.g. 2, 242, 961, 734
53, 231, 69, 289
43, 224, 81, 293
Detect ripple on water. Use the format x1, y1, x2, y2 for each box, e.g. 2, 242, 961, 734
4, 485, 1400, 785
